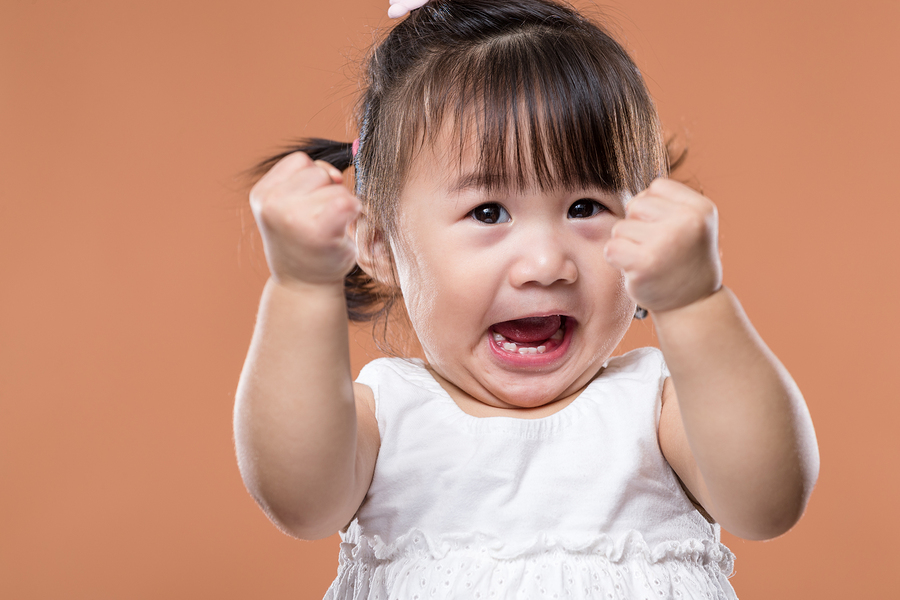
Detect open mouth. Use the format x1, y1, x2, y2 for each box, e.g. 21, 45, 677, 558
490, 315, 569, 355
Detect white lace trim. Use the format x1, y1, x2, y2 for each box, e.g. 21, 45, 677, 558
340, 525, 734, 575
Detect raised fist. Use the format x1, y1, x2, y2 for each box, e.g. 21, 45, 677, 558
249, 152, 361, 287
604, 178, 722, 314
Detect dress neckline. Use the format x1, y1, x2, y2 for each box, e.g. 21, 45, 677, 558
398, 357, 605, 425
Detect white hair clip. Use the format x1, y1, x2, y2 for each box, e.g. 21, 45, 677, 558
388, 0, 429, 19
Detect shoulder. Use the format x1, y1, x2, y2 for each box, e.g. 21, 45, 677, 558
354, 357, 443, 428
588, 347, 670, 426
602, 347, 668, 381
356, 357, 428, 387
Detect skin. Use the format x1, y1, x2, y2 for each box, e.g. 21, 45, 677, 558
234, 141, 820, 542
389, 149, 634, 416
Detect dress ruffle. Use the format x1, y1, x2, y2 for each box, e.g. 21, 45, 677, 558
341, 525, 734, 573
325, 524, 736, 600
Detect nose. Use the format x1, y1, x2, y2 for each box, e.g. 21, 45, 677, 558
507, 231, 578, 288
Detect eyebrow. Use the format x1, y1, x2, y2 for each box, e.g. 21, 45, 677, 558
448, 171, 496, 194
448, 171, 621, 200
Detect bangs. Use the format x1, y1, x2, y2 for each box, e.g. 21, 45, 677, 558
344, 0, 669, 332
392, 25, 666, 195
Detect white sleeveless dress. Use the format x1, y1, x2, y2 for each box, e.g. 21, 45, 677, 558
324, 348, 737, 599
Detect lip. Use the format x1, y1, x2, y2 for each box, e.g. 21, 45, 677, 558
486, 315, 576, 368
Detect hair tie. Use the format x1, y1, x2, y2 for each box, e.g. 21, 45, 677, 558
352, 138, 360, 158
388, 0, 429, 19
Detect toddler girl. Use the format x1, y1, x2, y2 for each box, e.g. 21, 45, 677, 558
234, 1, 820, 598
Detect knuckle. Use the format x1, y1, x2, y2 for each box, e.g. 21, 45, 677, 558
625, 200, 645, 219
648, 178, 669, 193
267, 152, 312, 180
678, 211, 705, 237
284, 151, 312, 168
627, 268, 649, 291
313, 159, 339, 176
248, 187, 263, 211
304, 165, 334, 188
257, 200, 286, 229
249, 177, 271, 205
249, 187, 277, 220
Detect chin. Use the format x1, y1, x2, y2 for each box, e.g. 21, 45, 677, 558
486, 373, 578, 409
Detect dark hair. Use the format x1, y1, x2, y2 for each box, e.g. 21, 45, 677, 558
252, 0, 674, 332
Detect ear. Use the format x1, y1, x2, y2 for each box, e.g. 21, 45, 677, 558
352, 213, 396, 287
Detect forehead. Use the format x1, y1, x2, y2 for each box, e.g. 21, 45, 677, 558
404, 105, 614, 198
401, 122, 630, 212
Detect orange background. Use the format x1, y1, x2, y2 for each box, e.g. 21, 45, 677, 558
2, 0, 898, 598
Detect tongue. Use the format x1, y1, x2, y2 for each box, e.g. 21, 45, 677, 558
492, 316, 562, 344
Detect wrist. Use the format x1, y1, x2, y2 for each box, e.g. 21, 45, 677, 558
267, 275, 347, 302
648, 285, 728, 325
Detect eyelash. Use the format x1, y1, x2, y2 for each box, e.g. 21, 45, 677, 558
469, 200, 607, 223
567, 199, 606, 219
470, 204, 511, 224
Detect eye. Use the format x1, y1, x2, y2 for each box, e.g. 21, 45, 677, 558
470, 203, 511, 224
567, 199, 605, 219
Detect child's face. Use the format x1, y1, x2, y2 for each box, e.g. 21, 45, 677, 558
390, 137, 636, 410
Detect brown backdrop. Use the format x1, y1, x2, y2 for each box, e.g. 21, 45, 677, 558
2, 0, 898, 597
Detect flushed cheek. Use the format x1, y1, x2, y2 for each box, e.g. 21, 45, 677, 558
394, 247, 475, 363
394, 256, 437, 344
569, 263, 630, 341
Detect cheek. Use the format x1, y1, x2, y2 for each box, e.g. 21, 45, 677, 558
609, 276, 638, 343
393, 236, 485, 361
604, 266, 634, 312
613, 275, 636, 317
592, 267, 635, 343
392, 238, 442, 348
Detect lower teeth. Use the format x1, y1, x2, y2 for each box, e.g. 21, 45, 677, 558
519, 346, 546, 354
500, 341, 548, 354
492, 321, 565, 355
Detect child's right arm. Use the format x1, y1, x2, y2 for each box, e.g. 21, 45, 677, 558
233, 152, 380, 540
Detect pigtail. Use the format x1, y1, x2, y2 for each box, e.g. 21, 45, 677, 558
345, 264, 396, 324
247, 138, 354, 183
248, 138, 389, 325
664, 135, 703, 193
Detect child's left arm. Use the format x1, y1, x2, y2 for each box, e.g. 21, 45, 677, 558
605, 179, 820, 541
